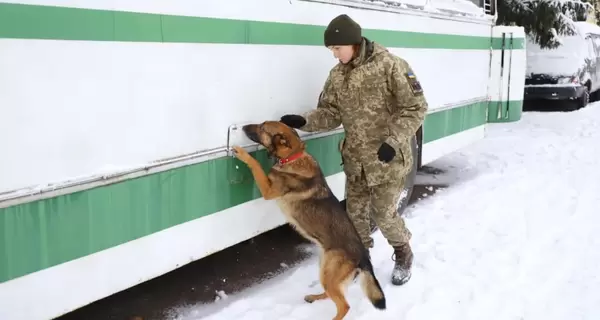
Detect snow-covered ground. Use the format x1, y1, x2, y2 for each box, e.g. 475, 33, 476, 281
169, 103, 600, 320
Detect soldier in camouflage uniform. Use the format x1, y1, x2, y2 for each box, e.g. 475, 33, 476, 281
279, 14, 428, 285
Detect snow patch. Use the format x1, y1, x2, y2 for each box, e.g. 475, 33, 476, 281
215, 290, 229, 302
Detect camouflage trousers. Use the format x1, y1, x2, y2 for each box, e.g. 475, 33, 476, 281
345, 169, 412, 248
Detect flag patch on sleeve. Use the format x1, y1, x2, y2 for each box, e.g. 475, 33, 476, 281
405, 71, 423, 95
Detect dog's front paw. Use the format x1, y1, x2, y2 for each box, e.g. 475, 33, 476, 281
232, 146, 252, 164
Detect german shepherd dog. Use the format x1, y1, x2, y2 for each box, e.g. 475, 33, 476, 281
231, 121, 386, 320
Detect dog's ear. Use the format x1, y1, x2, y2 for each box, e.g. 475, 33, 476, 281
272, 134, 291, 148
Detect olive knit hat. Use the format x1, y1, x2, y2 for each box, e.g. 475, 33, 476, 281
323, 14, 362, 47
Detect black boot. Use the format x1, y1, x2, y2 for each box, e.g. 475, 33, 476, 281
391, 243, 413, 285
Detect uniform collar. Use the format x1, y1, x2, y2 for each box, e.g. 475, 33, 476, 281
350, 37, 377, 68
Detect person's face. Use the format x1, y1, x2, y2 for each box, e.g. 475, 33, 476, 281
328, 45, 355, 64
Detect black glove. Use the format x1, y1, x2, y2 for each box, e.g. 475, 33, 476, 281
377, 142, 396, 163
280, 114, 307, 129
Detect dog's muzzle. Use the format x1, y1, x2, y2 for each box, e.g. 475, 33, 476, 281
242, 124, 260, 143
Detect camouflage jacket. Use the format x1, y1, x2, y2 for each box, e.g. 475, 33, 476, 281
300, 38, 428, 187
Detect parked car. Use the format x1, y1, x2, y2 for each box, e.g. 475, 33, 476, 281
524, 21, 600, 110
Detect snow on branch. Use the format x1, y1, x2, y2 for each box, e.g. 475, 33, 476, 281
497, 0, 593, 49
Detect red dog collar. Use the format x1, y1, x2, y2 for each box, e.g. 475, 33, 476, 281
278, 152, 303, 165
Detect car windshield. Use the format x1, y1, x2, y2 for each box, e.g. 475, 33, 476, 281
526, 34, 588, 77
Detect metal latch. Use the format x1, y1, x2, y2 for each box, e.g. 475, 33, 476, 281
226, 123, 264, 185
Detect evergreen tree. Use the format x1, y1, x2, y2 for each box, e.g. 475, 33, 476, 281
594, 0, 600, 25
497, 0, 593, 48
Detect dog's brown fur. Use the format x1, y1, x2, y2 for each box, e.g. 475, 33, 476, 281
232, 120, 386, 320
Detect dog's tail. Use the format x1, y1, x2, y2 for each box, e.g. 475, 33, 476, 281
358, 252, 386, 310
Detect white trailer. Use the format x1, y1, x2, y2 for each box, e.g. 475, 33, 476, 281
0, 0, 525, 319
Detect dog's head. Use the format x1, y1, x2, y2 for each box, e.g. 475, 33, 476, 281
242, 121, 305, 159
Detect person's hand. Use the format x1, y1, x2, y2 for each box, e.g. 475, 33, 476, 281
280, 115, 306, 128
377, 142, 395, 163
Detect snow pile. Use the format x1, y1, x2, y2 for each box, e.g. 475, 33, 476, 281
359, 0, 487, 17
169, 103, 600, 320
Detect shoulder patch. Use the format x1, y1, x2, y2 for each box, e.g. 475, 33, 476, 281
405, 71, 423, 96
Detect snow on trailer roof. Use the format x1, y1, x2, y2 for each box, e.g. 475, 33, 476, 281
359, 0, 487, 17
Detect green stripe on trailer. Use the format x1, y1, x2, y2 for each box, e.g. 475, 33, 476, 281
0, 132, 344, 284
487, 100, 524, 123
0, 3, 524, 49
423, 101, 488, 143
490, 37, 527, 51
0, 100, 511, 283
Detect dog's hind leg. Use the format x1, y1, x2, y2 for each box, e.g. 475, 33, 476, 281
304, 252, 329, 303
321, 250, 356, 320
325, 284, 350, 320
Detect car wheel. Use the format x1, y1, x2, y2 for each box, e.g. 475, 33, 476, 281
579, 86, 590, 109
